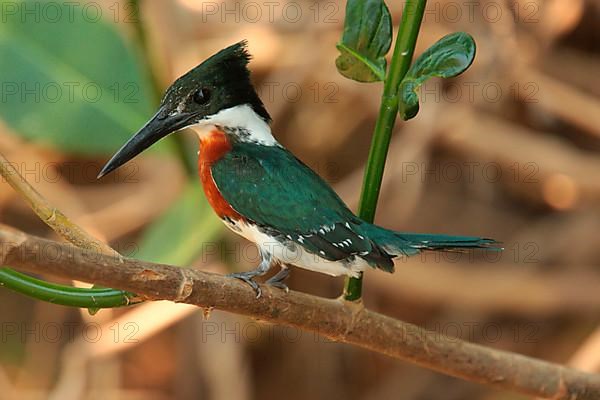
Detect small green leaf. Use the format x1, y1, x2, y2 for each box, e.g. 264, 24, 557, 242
335, 0, 392, 82
398, 80, 421, 120
398, 32, 476, 120
0, 0, 155, 155
135, 181, 223, 266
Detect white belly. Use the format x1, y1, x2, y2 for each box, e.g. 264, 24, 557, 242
223, 219, 368, 277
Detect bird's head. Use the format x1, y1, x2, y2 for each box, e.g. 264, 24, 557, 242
97, 40, 270, 178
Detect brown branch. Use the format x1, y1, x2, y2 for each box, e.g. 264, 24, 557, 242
1, 227, 599, 399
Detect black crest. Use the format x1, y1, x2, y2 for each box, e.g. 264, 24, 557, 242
161, 41, 271, 123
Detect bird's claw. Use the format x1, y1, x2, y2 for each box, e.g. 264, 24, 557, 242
227, 272, 262, 298
266, 280, 289, 293
265, 267, 290, 293
227, 263, 289, 298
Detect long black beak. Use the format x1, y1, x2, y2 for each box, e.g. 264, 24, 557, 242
97, 109, 191, 179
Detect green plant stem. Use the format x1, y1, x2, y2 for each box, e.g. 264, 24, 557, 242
0, 268, 137, 308
344, 0, 427, 301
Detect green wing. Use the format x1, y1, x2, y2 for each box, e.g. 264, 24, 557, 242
211, 143, 392, 268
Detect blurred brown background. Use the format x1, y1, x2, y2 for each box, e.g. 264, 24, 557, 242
1, 0, 600, 399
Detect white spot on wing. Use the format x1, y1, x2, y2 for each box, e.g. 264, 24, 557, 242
220, 219, 369, 277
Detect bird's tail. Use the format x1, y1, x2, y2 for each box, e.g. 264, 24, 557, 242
364, 225, 502, 258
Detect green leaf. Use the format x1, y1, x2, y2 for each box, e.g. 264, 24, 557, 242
335, 0, 392, 82
0, 0, 155, 155
398, 32, 476, 120
135, 181, 223, 266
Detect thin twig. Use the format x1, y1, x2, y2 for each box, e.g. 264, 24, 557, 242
0, 152, 135, 308
1, 227, 599, 400
0, 152, 117, 257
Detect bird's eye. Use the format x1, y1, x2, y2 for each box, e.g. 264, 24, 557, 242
193, 88, 211, 105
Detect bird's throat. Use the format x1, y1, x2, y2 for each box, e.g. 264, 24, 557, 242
197, 129, 242, 220
198, 129, 232, 163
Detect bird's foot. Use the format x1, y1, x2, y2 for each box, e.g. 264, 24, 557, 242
266, 280, 289, 293
227, 251, 275, 298
227, 272, 262, 298
265, 267, 290, 293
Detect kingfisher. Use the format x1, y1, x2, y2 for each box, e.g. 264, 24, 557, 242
98, 41, 500, 297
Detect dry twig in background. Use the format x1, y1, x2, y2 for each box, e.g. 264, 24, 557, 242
0, 152, 117, 257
